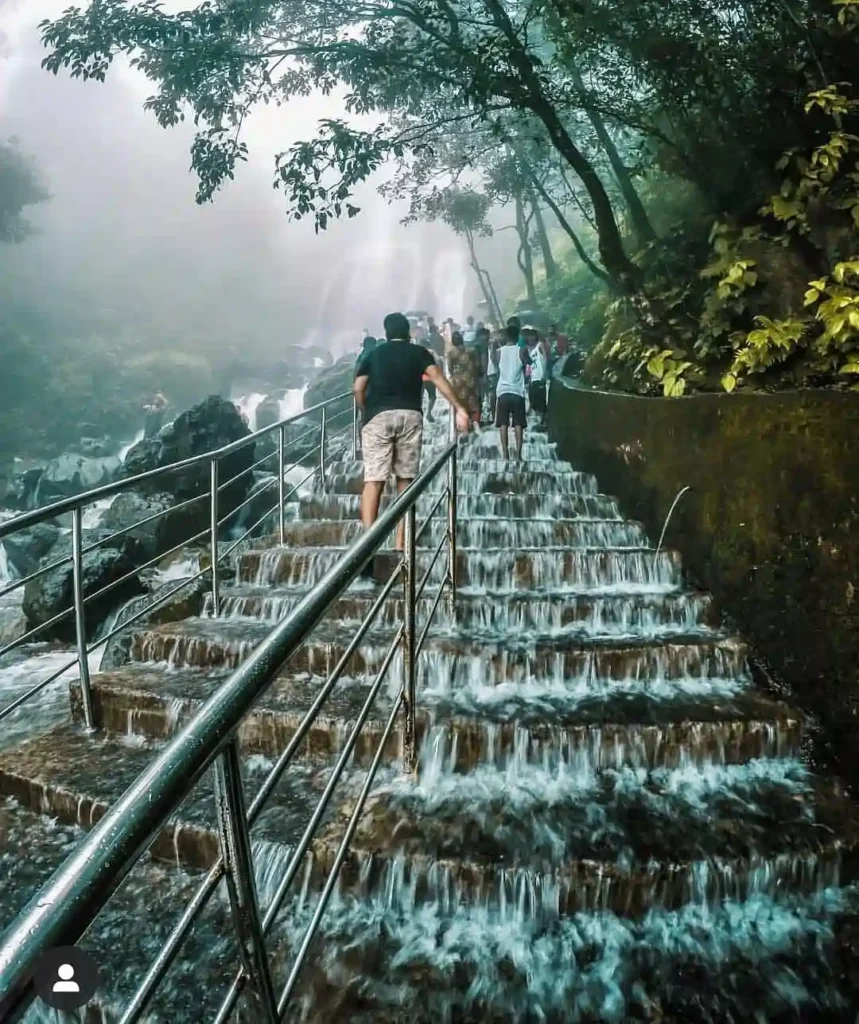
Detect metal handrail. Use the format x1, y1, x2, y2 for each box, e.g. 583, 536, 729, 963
0, 433, 460, 1023
0, 393, 356, 729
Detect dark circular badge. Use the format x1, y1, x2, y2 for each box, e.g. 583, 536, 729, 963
32, 945, 100, 1011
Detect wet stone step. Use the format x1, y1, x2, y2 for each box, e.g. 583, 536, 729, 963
0, 725, 364, 874
426, 440, 558, 460
291, 491, 623, 521
327, 757, 859, 915
70, 664, 403, 766
72, 664, 804, 771
324, 457, 575, 477
129, 618, 747, 683
270, 884, 859, 1024
422, 457, 569, 475
237, 545, 681, 592
3, 780, 858, 1021
3, 727, 844, 923
315, 469, 599, 497
251, 516, 649, 549
0, 796, 84, 926
202, 585, 718, 637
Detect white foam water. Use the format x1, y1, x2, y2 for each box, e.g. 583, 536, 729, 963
114, 404, 856, 1019
118, 428, 145, 462
234, 392, 267, 432
81, 494, 119, 530
279, 386, 309, 421
0, 648, 100, 751
269, 883, 857, 1022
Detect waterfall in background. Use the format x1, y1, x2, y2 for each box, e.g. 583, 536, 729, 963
278, 386, 308, 421
82, 496, 119, 531
0, 541, 13, 586
234, 393, 267, 432
118, 428, 145, 463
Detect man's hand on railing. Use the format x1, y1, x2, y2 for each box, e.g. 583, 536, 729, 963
455, 408, 471, 434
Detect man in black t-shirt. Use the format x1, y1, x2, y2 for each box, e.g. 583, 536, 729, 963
354, 312, 469, 573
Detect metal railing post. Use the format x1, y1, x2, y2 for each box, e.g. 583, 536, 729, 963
447, 446, 458, 605
319, 403, 325, 475
277, 425, 286, 544
402, 506, 417, 773
213, 740, 278, 1023
71, 506, 95, 731
317, 403, 327, 495
209, 459, 220, 618
351, 397, 359, 459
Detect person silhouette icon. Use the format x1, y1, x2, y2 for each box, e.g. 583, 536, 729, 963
52, 963, 80, 994
34, 945, 99, 1009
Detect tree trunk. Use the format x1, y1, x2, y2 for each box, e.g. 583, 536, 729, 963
568, 65, 657, 247
465, 231, 502, 323
479, 0, 640, 293
557, 166, 597, 230
514, 192, 538, 306
528, 193, 557, 279
528, 172, 611, 287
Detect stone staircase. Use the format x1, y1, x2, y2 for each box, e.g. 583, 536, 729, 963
2, 411, 859, 1022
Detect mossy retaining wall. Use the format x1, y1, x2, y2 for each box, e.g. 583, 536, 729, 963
548, 377, 859, 781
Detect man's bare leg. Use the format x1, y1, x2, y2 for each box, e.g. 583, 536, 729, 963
514, 425, 524, 460
499, 425, 509, 461
394, 477, 411, 550
361, 481, 385, 529
359, 480, 385, 580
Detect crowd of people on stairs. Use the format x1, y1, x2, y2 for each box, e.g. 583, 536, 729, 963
352, 309, 579, 579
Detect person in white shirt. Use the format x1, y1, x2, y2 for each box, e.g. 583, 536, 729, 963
493, 323, 532, 460
527, 331, 549, 430
462, 315, 478, 346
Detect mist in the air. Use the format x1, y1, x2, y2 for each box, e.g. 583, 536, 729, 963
0, 0, 518, 374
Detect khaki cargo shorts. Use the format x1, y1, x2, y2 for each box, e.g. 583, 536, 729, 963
361, 409, 423, 482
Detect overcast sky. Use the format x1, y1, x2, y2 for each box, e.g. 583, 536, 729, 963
0, 0, 517, 356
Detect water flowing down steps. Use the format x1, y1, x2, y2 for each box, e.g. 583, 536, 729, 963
2, 413, 859, 1022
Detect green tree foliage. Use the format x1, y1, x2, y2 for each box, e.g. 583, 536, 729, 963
36, 0, 859, 395
0, 140, 50, 242
38, 0, 641, 291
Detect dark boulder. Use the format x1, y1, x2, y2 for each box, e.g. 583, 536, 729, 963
244, 406, 320, 469
120, 437, 160, 478
119, 395, 254, 522
36, 453, 122, 505
0, 604, 26, 647
230, 473, 279, 540
0, 459, 15, 507
304, 345, 332, 368
283, 421, 321, 465
304, 361, 355, 426
8, 467, 46, 511
22, 535, 145, 643
256, 395, 282, 431
76, 436, 115, 458
102, 491, 206, 564
99, 576, 207, 670
3, 522, 61, 578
